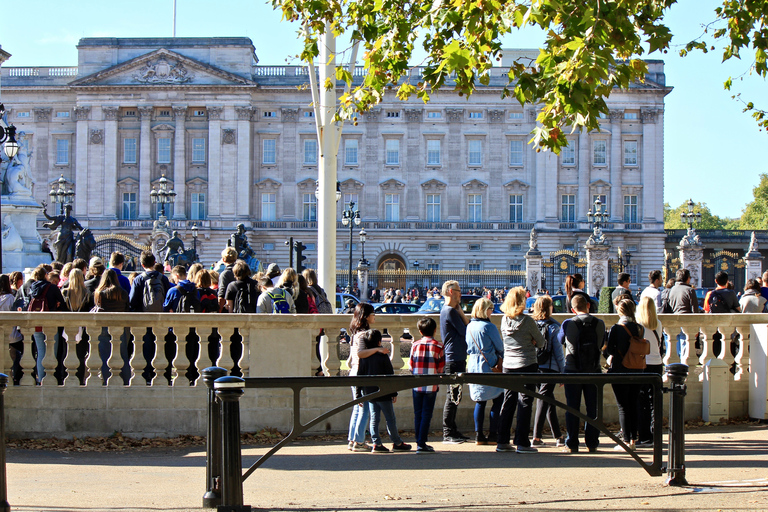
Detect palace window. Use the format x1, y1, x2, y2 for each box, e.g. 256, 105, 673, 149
261, 193, 276, 221
345, 139, 358, 165
343, 193, 359, 212
123, 138, 137, 164
624, 140, 638, 166
302, 193, 317, 221
157, 138, 171, 164
427, 139, 441, 165
56, 139, 69, 165
561, 194, 575, 222
385, 139, 400, 165
509, 140, 523, 166
303, 139, 318, 165
427, 111, 442, 119
262, 139, 276, 164
469, 111, 483, 119
509, 194, 523, 222
468, 194, 482, 222
468, 140, 482, 166
426, 194, 441, 222
561, 142, 576, 165
624, 195, 638, 223
192, 138, 206, 163
122, 192, 137, 220
593, 140, 607, 165
385, 193, 400, 222
191, 193, 206, 220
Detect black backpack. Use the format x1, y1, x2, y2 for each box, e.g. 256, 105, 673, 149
708, 289, 730, 313
572, 316, 601, 372
233, 280, 257, 313
535, 319, 555, 365
176, 286, 201, 313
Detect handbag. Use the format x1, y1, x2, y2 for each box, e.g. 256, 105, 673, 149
468, 330, 503, 373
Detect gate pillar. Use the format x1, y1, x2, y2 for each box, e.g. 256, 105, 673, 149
585, 241, 610, 297
525, 228, 542, 293
744, 231, 764, 282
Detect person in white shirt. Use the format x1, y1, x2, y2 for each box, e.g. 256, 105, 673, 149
639, 270, 663, 313
635, 296, 664, 447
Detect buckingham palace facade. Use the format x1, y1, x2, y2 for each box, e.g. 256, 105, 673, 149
0, 37, 670, 287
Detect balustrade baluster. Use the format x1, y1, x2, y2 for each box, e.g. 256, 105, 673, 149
151, 327, 169, 386
238, 327, 251, 378
173, 326, 190, 386
19, 327, 37, 386
63, 328, 80, 386
195, 327, 214, 385
733, 326, 747, 380
699, 326, 717, 366
84, 330, 101, 386
388, 328, 404, 371
106, 326, 123, 386
679, 328, 696, 368
323, 329, 340, 376
216, 327, 236, 373
40, 328, 58, 386
128, 327, 144, 386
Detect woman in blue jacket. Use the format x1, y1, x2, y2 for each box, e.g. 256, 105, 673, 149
466, 298, 504, 445
531, 296, 566, 446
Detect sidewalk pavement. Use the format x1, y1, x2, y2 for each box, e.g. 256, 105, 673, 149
7, 424, 768, 512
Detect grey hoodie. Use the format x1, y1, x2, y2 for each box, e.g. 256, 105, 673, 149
500, 314, 545, 369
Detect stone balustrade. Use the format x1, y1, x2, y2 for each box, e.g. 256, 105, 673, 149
0, 312, 761, 438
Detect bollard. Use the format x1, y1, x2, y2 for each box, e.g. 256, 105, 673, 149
215, 376, 250, 512
0, 374, 9, 512
202, 367, 227, 508
665, 363, 689, 486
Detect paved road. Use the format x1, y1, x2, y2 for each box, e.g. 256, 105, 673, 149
7, 424, 768, 511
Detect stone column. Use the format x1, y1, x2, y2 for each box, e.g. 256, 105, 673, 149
357, 262, 370, 302
207, 106, 223, 219
585, 242, 610, 297
609, 110, 623, 222
235, 106, 254, 219
138, 105, 153, 219
640, 109, 659, 222
744, 231, 764, 282
525, 228, 542, 292
172, 105, 187, 219
103, 106, 119, 219
33, 108, 51, 207
678, 230, 704, 288
577, 130, 590, 220
74, 106, 91, 216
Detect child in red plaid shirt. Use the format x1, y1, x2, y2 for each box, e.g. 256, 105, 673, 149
409, 317, 445, 453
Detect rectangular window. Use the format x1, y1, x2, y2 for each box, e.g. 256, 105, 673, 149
385, 139, 399, 165
191, 193, 206, 220
468, 140, 482, 166
509, 112, 524, 119
303, 139, 318, 165
468, 194, 482, 222
263, 111, 276, 118
124, 110, 137, 117
469, 112, 483, 119
305, 243, 316, 250
427, 139, 441, 165
624, 140, 638, 166
56, 111, 69, 118
427, 263, 440, 271
385, 193, 400, 222
509, 140, 523, 166
344, 139, 358, 165
626, 264, 638, 286
386, 111, 400, 118
263, 243, 275, 251
343, 193, 359, 212
16, 112, 30, 118
122, 192, 137, 220
123, 138, 137, 164
262, 139, 276, 164
593, 140, 607, 165
56, 139, 69, 165
561, 142, 576, 165
303, 111, 314, 118
509, 194, 523, 222
624, 112, 638, 120
427, 111, 442, 119
261, 193, 276, 221
157, 137, 171, 164
469, 244, 481, 251
428, 244, 440, 252
510, 244, 522, 252
302, 193, 317, 221
561, 194, 576, 222
468, 263, 481, 271
159, 109, 171, 117
193, 110, 206, 117
192, 138, 206, 163
624, 195, 638, 223
592, 194, 607, 207
426, 194, 441, 222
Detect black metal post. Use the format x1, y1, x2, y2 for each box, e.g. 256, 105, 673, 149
347, 222, 353, 293
285, 237, 294, 269
665, 363, 689, 486
0, 374, 10, 512
215, 376, 250, 512
203, 367, 227, 508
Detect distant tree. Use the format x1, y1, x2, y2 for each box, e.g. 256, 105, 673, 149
740, 174, 768, 230
664, 201, 729, 230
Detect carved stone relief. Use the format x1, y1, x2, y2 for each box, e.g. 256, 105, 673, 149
133, 57, 193, 84
207, 107, 223, 121
445, 108, 464, 122
222, 129, 237, 145
281, 108, 299, 122
137, 106, 153, 120
404, 109, 422, 122
34, 108, 52, 123
89, 129, 103, 145
235, 106, 254, 121
488, 109, 505, 123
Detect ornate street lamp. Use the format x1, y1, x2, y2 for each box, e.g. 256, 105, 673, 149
150, 174, 177, 218
315, 180, 342, 202
191, 222, 199, 261
341, 201, 361, 293
358, 228, 368, 267
616, 247, 632, 273
680, 198, 702, 231
413, 259, 420, 292
49, 174, 75, 215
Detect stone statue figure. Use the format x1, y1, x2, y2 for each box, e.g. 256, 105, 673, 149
528, 228, 538, 251
2, 131, 35, 197
163, 230, 185, 267
748, 231, 759, 253
2, 215, 24, 252
229, 223, 255, 260
41, 202, 84, 263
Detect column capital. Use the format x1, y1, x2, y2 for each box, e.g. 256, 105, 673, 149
445, 108, 464, 123
207, 106, 224, 120
404, 108, 422, 123
102, 106, 119, 121
74, 106, 91, 121
641, 108, 660, 124
609, 109, 624, 122
34, 107, 52, 123
280, 107, 299, 122
235, 105, 254, 121
172, 105, 188, 120
138, 105, 153, 120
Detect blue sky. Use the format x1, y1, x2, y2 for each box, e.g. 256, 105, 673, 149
1, 0, 765, 219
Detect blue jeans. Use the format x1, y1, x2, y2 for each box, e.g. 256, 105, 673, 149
563, 374, 599, 451
473, 395, 503, 435
348, 387, 370, 443
412, 390, 438, 447
368, 399, 403, 446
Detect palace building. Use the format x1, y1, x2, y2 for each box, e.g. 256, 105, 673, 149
0, 37, 670, 289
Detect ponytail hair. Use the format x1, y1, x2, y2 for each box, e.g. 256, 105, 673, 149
565, 273, 584, 302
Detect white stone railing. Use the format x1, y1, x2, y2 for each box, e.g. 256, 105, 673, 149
0, 312, 761, 437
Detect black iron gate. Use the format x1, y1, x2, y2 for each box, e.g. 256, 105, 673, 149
543, 250, 585, 293
702, 250, 745, 291
92, 234, 150, 271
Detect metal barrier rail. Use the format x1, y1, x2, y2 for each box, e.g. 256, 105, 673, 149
203, 365, 689, 511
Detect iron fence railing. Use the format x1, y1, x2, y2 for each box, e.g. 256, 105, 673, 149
335, 269, 527, 291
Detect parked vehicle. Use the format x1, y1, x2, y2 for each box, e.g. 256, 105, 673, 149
417, 295, 502, 315
335, 293, 360, 314
373, 303, 422, 314
525, 295, 570, 314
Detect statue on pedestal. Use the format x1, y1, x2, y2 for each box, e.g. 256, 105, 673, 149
41, 202, 83, 264
228, 223, 259, 271
1, 131, 35, 197
163, 230, 185, 268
